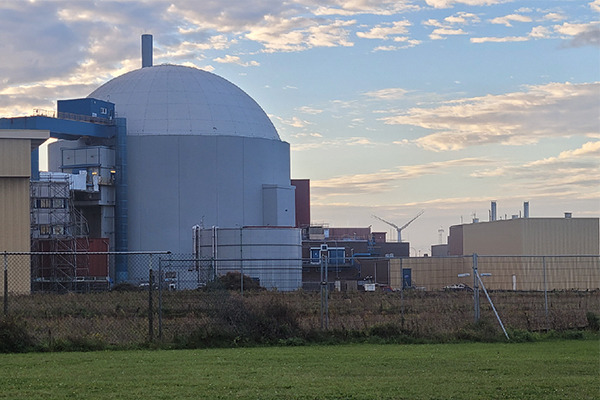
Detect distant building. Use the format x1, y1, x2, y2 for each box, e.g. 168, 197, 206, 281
448, 216, 599, 256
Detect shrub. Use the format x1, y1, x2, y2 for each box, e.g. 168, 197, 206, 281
457, 319, 503, 342
0, 316, 35, 353
586, 312, 599, 332
218, 272, 263, 292
112, 282, 140, 292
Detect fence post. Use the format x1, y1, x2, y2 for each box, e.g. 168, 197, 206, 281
3, 252, 7, 315
148, 268, 154, 343
543, 256, 549, 331
320, 247, 329, 330
240, 227, 244, 296
400, 257, 405, 329
473, 254, 480, 323
158, 258, 163, 341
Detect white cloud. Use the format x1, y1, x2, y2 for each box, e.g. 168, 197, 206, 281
363, 88, 408, 100
311, 158, 493, 196
430, 28, 468, 40
470, 142, 600, 196
381, 82, 600, 151
445, 12, 480, 24
424, 11, 479, 40
425, 0, 506, 9
313, 0, 419, 16
490, 14, 532, 27
280, 116, 311, 128
529, 26, 552, 39
554, 22, 597, 36
291, 136, 375, 151
245, 16, 356, 52
297, 106, 324, 115
470, 35, 529, 43
554, 22, 600, 47
543, 12, 565, 22
592, 0, 600, 13
356, 20, 411, 40
213, 55, 259, 67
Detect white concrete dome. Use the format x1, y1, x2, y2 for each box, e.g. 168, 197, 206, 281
88, 64, 280, 140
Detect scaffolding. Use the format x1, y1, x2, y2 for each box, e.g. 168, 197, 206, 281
30, 174, 96, 292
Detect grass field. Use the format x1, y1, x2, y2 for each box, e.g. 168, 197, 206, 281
0, 339, 597, 399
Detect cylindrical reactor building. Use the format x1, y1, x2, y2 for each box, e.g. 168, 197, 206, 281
85, 64, 300, 289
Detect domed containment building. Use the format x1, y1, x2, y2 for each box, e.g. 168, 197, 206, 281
47, 35, 301, 290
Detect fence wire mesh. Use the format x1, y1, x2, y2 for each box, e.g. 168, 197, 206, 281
1, 252, 598, 349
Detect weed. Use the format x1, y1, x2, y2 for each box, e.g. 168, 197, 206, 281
0, 316, 35, 353
586, 311, 599, 331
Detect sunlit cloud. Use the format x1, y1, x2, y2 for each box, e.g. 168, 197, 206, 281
425, 0, 506, 9
470, 142, 600, 196
554, 22, 600, 47
363, 88, 408, 100
213, 55, 259, 67
312, 158, 492, 196
356, 20, 411, 40
246, 17, 356, 52
297, 106, 324, 115
490, 14, 532, 27
313, 1, 419, 16
381, 82, 600, 151
291, 136, 376, 151
279, 116, 311, 128
471, 35, 529, 43
543, 12, 565, 22
430, 28, 468, 40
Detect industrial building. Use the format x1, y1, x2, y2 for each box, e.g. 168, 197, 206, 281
0, 35, 301, 291
388, 203, 600, 292
0, 129, 49, 295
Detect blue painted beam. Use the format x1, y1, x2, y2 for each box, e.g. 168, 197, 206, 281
0, 116, 115, 139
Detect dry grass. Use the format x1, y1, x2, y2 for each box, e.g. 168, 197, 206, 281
2, 288, 598, 349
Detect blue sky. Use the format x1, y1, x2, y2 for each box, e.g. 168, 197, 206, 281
1, 0, 598, 254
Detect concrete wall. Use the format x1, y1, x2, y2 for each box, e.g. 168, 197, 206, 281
127, 135, 294, 253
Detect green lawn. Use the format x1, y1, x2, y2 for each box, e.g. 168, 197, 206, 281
0, 340, 598, 399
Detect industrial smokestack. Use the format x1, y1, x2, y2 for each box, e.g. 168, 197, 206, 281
524, 201, 529, 218
491, 201, 497, 222
142, 34, 153, 68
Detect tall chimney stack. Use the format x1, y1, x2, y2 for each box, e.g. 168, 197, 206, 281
524, 201, 529, 218
491, 201, 497, 222
142, 34, 153, 68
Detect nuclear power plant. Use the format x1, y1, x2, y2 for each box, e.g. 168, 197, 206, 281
0, 35, 597, 295
1, 35, 301, 291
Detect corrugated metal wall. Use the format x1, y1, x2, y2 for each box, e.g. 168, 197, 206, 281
0, 139, 32, 294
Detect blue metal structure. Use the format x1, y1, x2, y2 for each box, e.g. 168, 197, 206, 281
0, 100, 129, 282
58, 98, 115, 120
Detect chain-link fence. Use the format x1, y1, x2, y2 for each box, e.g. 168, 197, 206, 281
1, 252, 598, 349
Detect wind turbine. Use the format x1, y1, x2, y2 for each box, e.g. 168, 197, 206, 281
373, 210, 425, 242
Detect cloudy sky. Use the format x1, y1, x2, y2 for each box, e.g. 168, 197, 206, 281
1, 0, 598, 254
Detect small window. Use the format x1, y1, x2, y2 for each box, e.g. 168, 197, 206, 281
40, 225, 51, 235
328, 248, 346, 265
52, 225, 65, 235
310, 248, 321, 264
39, 198, 52, 208
100, 107, 107, 114
52, 198, 65, 208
